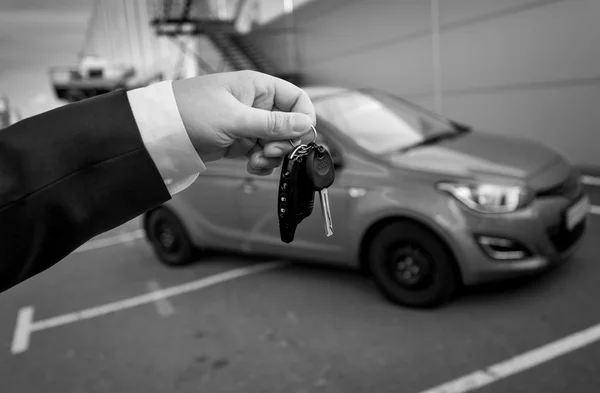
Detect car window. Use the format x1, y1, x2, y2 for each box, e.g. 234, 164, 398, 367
314, 91, 452, 155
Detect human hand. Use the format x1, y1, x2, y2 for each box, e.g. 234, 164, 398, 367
172, 70, 316, 176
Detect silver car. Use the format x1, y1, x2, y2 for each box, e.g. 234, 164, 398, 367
144, 87, 590, 308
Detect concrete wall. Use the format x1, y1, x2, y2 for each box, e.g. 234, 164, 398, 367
247, 0, 600, 169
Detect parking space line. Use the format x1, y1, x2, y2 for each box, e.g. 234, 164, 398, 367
582, 175, 600, 187
11, 306, 35, 355
10, 261, 287, 355
146, 280, 175, 317
73, 229, 145, 253
417, 322, 600, 393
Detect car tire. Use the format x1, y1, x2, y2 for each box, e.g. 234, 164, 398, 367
367, 221, 460, 308
146, 207, 195, 266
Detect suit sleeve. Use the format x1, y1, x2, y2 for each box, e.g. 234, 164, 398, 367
0, 89, 172, 293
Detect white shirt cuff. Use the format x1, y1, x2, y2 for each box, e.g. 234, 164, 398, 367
126, 80, 206, 196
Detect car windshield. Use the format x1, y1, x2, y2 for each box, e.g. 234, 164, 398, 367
314, 90, 458, 155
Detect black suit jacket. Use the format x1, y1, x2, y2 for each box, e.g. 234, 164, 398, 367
0, 90, 171, 293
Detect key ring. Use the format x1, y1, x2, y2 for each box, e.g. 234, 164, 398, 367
289, 144, 310, 160
289, 125, 318, 148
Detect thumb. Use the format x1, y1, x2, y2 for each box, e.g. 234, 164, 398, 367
235, 107, 313, 140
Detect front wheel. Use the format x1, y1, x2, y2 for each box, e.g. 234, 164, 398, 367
367, 221, 460, 308
146, 207, 195, 266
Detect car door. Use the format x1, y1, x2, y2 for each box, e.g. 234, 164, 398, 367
174, 157, 248, 250
238, 124, 352, 262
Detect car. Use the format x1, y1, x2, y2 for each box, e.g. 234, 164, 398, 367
143, 87, 590, 308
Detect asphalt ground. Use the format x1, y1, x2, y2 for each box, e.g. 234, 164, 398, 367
1, 185, 600, 393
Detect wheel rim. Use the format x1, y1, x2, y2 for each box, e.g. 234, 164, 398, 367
154, 220, 182, 256
386, 243, 434, 289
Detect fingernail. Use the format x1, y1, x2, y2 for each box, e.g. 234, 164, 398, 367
268, 147, 282, 157
252, 155, 264, 167
290, 113, 311, 133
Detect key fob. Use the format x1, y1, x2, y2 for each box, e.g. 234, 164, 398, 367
305, 145, 335, 189
305, 145, 335, 237
278, 153, 315, 243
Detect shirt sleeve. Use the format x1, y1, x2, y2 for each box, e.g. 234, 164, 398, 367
126, 80, 206, 196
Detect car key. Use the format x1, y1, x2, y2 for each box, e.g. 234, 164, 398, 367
277, 144, 316, 243
305, 144, 335, 237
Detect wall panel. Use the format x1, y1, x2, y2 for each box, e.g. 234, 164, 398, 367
248, 0, 600, 167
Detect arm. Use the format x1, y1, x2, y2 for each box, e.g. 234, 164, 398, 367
0, 89, 172, 293
0, 70, 315, 294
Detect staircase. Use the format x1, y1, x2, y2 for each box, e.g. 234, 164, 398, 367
204, 21, 277, 75
229, 34, 277, 75
204, 22, 301, 85
206, 29, 259, 72
151, 1, 304, 85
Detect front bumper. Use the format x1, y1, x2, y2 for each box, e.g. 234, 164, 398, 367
446, 194, 589, 286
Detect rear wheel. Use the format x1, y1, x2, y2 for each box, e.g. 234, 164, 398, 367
367, 221, 460, 308
146, 207, 195, 266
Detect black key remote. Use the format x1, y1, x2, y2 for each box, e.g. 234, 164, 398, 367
277, 149, 315, 243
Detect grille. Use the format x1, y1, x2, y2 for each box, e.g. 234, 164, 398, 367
536, 171, 582, 200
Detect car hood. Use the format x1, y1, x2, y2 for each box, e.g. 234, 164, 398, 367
386, 131, 564, 182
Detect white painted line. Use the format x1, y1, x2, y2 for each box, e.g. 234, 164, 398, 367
10, 261, 286, 354
590, 205, 600, 215
73, 229, 145, 253
146, 280, 175, 317
11, 307, 34, 354
582, 175, 600, 187
417, 322, 600, 393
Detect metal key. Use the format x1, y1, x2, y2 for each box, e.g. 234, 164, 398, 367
305, 144, 335, 237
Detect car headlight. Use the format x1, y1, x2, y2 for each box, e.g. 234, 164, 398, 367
436, 182, 534, 213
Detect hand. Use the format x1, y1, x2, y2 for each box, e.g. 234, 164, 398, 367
172, 70, 316, 176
